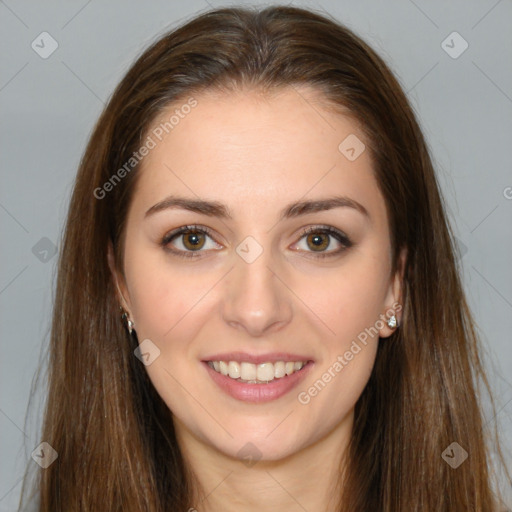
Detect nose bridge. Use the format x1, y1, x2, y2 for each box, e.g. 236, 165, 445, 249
222, 237, 292, 336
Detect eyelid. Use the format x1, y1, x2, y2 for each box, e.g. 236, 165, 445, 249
161, 224, 215, 245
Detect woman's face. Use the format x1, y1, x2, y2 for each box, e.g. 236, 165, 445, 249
109, 86, 403, 463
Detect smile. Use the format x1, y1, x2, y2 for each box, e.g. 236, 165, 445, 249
203, 360, 314, 403
207, 360, 308, 383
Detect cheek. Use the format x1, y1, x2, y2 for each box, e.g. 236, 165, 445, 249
297, 340, 378, 435
124, 249, 209, 342
302, 259, 387, 412
295, 266, 383, 418
298, 257, 388, 350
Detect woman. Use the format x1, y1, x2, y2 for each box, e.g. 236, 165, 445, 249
20, 5, 510, 511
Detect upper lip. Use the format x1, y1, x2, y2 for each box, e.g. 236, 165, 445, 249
202, 352, 314, 365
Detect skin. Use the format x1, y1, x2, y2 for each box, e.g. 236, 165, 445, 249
108, 86, 405, 512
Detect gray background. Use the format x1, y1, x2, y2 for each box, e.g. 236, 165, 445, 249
1, 0, 511, 510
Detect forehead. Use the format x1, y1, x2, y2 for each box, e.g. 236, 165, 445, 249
129, 86, 385, 225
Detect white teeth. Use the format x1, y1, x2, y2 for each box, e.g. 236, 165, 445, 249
219, 361, 229, 376
257, 362, 274, 382
228, 361, 241, 379
274, 361, 286, 378
240, 362, 256, 381
208, 360, 308, 382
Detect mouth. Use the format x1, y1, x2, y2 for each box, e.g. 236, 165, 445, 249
206, 359, 309, 383
201, 358, 314, 403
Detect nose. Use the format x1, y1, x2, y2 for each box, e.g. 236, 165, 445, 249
221, 246, 293, 337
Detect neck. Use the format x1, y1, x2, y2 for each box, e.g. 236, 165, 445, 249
176, 413, 353, 512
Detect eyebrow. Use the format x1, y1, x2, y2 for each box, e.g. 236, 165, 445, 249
144, 194, 370, 221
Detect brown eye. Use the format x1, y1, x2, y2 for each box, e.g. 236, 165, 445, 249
160, 225, 222, 259
293, 226, 353, 258
306, 232, 330, 251
182, 231, 206, 251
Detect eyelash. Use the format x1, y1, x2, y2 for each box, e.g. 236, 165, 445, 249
160, 224, 353, 259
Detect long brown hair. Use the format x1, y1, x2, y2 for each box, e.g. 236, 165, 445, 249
20, 5, 510, 511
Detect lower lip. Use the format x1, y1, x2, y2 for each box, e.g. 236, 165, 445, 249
202, 361, 314, 403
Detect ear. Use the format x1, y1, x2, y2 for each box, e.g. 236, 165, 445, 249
379, 246, 407, 338
107, 239, 132, 314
